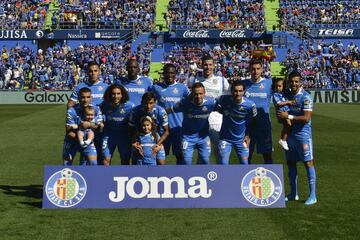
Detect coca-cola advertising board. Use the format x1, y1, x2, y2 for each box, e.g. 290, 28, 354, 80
176, 29, 254, 39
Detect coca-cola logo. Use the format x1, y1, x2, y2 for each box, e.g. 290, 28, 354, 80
219, 30, 245, 38
183, 30, 210, 38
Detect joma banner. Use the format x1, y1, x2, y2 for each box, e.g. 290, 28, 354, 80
43, 165, 285, 209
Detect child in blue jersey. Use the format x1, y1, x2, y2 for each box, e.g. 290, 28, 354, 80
272, 78, 295, 151
77, 106, 97, 148
132, 116, 166, 165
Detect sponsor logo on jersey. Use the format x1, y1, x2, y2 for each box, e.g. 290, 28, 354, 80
98, 86, 103, 91
45, 168, 87, 208
120, 108, 125, 114
241, 167, 282, 207
172, 88, 178, 94
202, 106, 208, 112
137, 80, 143, 85
259, 83, 265, 89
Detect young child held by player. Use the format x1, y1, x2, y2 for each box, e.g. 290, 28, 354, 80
132, 116, 166, 165
77, 106, 99, 148
272, 78, 294, 150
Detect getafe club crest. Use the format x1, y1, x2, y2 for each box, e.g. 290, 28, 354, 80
259, 83, 265, 89
45, 168, 87, 208
172, 88, 178, 94
241, 167, 282, 207
202, 106, 208, 112
137, 80, 143, 85
98, 86, 103, 91
120, 108, 125, 114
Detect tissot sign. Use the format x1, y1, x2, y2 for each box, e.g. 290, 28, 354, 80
310, 28, 360, 38
176, 29, 254, 38
43, 165, 285, 209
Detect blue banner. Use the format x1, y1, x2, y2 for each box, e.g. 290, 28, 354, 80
0, 29, 132, 40
309, 28, 360, 38
43, 165, 285, 209
175, 29, 254, 39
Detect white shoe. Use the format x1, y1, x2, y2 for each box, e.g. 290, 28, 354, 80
278, 139, 289, 150
285, 194, 299, 201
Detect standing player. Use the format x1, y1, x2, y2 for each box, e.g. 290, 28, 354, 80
217, 80, 257, 165
100, 84, 135, 165
63, 88, 103, 166
116, 59, 153, 106
128, 92, 169, 165
277, 71, 317, 205
169, 83, 216, 165
152, 63, 190, 164
187, 55, 230, 164
243, 58, 273, 164
67, 61, 108, 108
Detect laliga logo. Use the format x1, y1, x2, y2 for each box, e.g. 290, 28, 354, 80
109, 171, 217, 202
241, 167, 282, 207
183, 30, 210, 38
219, 30, 245, 38
36, 30, 44, 39
45, 168, 87, 208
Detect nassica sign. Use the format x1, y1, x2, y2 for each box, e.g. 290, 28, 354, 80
43, 165, 285, 209
176, 29, 254, 39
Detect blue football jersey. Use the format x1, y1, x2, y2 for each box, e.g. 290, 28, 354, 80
172, 97, 216, 138
116, 76, 153, 106
128, 104, 168, 134
66, 104, 102, 126
217, 95, 257, 143
243, 78, 272, 116
152, 82, 190, 128
288, 88, 313, 140
100, 101, 135, 134
137, 133, 161, 165
70, 81, 108, 107
272, 92, 290, 112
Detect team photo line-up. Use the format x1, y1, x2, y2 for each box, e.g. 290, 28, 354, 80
63, 56, 317, 205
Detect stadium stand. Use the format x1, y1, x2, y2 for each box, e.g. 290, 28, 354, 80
167, 0, 265, 32
0, 41, 154, 90
283, 39, 360, 89
279, 0, 360, 36
0, 0, 50, 30
164, 41, 272, 84
55, 0, 156, 34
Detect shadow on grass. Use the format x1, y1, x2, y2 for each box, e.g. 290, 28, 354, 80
0, 184, 43, 208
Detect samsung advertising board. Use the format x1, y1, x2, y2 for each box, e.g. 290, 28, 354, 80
310, 28, 360, 38
176, 29, 254, 39
0, 91, 71, 104
43, 165, 285, 209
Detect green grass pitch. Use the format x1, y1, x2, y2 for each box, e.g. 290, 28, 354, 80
0, 103, 359, 240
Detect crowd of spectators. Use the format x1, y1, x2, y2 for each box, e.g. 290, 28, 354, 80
166, 0, 265, 32
283, 40, 360, 89
0, 41, 153, 90
56, 0, 156, 34
279, 0, 360, 35
0, 0, 49, 30
163, 41, 272, 84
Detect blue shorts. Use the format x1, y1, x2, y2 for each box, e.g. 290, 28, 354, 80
163, 127, 182, 156
63, 138, 97, 164
285, 136, 313, 162
133, 146, 165, 165
181, 135, 211, 165
102, 134, 131, 162
218, 139, 249, 165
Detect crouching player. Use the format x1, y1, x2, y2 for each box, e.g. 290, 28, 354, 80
216, 80, 257, 164
63, 87, 103, 166
277, 72, 317, 205
168, 82, 216, 165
